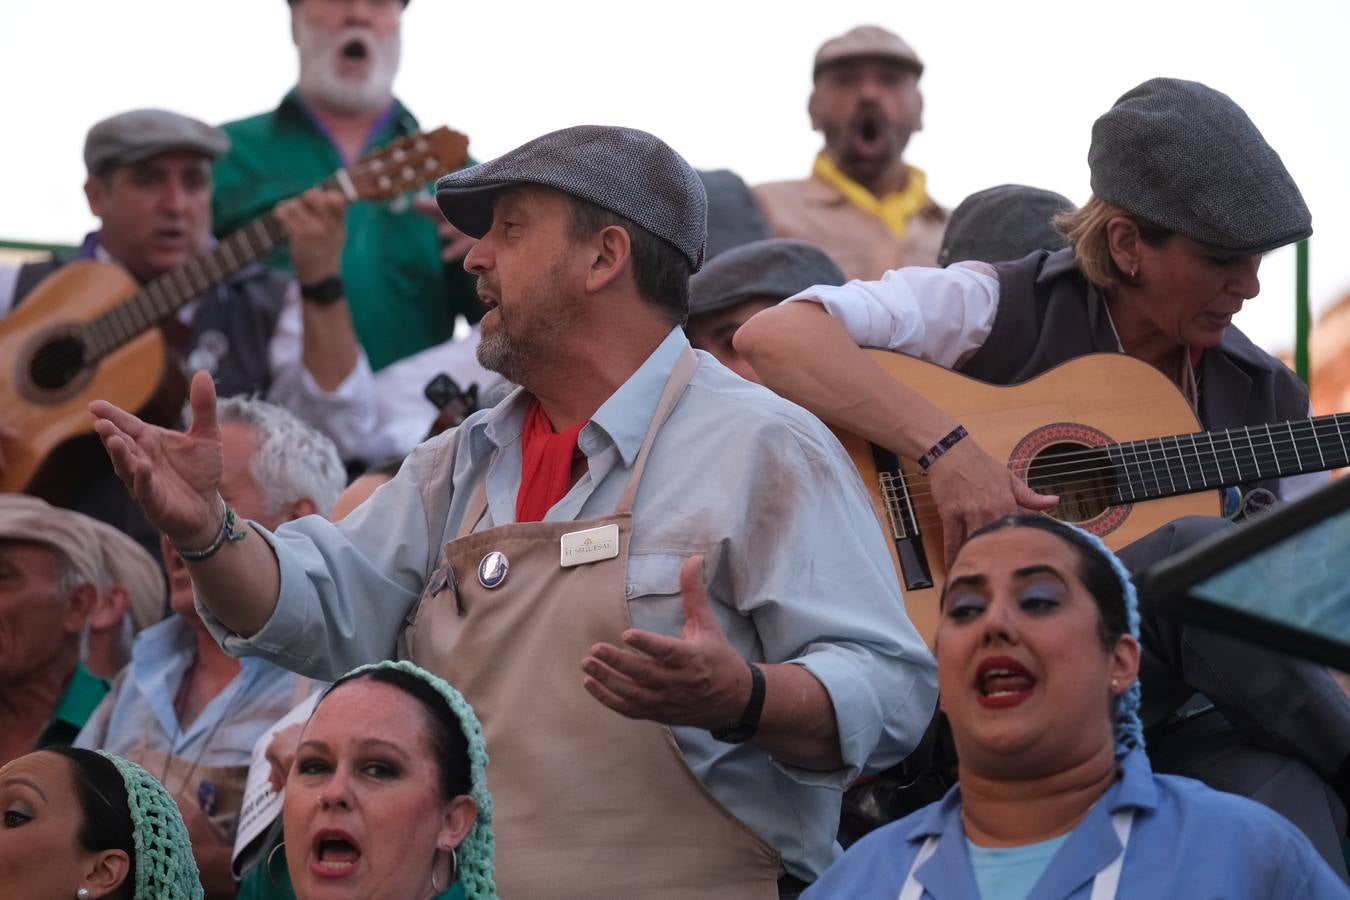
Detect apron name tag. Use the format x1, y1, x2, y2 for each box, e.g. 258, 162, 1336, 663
560, 523, 620, 568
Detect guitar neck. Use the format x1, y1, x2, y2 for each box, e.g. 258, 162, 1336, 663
80, 173, 342, 363
1108, 415, 1350, 503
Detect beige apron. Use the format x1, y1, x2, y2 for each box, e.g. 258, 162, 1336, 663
402, 348, 782, 899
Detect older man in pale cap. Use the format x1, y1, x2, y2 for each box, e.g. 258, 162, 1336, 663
81, 518, 167, 679
92, 123, 937, 898
0, 495, 108, 765
755, 24, 946, 280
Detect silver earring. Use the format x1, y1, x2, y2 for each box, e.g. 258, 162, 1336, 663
266, 840, 288, 886
430, 845, 458, 893
77, 889, 92, 900
1130, 267, 1138, 279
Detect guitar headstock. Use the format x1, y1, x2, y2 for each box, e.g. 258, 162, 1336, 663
347, 127, 471, 201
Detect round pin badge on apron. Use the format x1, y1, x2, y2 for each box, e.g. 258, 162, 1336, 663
478, 551, 509, 588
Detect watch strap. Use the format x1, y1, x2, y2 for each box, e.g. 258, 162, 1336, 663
710, 662, 766, 744
300, 275, 345, 306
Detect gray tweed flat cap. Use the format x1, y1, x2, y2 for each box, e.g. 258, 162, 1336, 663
1090, 78, 1311, 253
688, 238, 845, 317
85, 108, 230, 175
938, 184, 1074, 266
698, 169, 771, 260
436, 125, 708, 271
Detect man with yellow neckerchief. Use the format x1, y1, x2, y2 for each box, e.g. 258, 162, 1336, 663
755, 25, 947, 280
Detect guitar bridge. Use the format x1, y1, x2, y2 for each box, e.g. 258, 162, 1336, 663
879, 470, 910, 540
871, 447, 934, 592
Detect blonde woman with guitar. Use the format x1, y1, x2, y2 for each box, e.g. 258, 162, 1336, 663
738, 78, 1350, 878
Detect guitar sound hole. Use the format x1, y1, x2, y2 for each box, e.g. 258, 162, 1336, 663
1026, 442, 1115, 523
29, 335, 88, 391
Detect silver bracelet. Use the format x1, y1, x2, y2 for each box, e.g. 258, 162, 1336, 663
174, 500, 248, 563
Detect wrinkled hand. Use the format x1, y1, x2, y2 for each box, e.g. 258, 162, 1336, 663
266, 723, 304, 793
581, 555, 751, 729
414, 194, 477, 264
89, 371, 223, 549
276, 187, 348, 285
928, 438, 1058, 565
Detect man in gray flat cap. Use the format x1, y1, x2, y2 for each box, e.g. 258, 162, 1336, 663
936, 184, 1074, 268
0, 495, 107, 767
685, 238, 844, 381
0, 107, 373, 555
90, 124, 938, 897
754, 24, 947, 280
740, 77, 1350, 876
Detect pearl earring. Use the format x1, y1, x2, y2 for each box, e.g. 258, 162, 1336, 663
78, 889, 92, 900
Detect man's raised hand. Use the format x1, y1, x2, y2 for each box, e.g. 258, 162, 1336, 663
90, 370, 224, 549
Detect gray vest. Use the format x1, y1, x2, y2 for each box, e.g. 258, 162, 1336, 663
15, 257, 286, 399
962, 248, 1309, 498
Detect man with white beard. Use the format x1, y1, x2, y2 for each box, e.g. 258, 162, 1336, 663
212, 0, 483, 373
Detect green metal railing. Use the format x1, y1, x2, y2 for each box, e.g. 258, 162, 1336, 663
0, 238, 78, 255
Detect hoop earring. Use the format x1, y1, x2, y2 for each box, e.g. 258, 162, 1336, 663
266, 840, 288, 888
430, 845, 458, 893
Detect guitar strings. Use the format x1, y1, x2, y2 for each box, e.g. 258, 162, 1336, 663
876, 420, 1349, 531
27, 143, 439, 378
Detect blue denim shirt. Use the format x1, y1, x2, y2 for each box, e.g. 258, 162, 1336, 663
200, 328, 938, 879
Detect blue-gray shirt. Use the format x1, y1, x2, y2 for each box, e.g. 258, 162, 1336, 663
200, 327, 937, 879
802, 749, 1349, 899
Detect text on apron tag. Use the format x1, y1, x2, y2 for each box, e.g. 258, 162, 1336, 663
560, 523, 621, 568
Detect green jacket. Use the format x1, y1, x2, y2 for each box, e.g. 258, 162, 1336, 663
212, 91, 481, 371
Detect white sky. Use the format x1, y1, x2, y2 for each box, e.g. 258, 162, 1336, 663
4, 0, 1348, 357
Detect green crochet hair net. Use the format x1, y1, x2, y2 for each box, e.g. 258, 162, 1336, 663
95, 751, 204, 900
335, 659, 498, 899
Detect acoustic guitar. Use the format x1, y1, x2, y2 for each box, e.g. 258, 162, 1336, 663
832, 351, 1349, 642
0, 127, 469, 499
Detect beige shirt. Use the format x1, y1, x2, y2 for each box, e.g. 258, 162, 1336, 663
753, 173, 947, 280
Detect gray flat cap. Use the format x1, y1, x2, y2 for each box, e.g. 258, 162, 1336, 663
1089, 78, 1311, 253
698, 169, 772, 260
85, 108, 230, 175
814, 25, 923, 79
436, 125, 708, 271
938, 184, 1074, 266
688, 238, 845, 317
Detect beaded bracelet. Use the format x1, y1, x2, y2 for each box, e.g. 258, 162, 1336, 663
917, 425, 970, 473
174, 499, 249, 563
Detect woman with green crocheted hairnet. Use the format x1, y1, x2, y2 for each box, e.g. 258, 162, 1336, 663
0, 746, 203, 899
243, 660, 497, 900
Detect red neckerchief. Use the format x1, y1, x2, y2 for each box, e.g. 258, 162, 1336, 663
516, 399, 587, 523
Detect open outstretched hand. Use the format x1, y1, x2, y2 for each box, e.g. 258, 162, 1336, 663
89, 370, 224, 549
581, 555, 751, 729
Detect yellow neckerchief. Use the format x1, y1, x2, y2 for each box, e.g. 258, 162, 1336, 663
812, 151, 929, 238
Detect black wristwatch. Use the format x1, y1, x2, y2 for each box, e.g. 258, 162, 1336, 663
300, 275, 345, 306
710, 662, 766, 744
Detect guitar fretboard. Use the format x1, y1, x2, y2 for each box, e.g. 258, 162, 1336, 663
1106, 415, 1350, 503
80, 216, 288, 362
